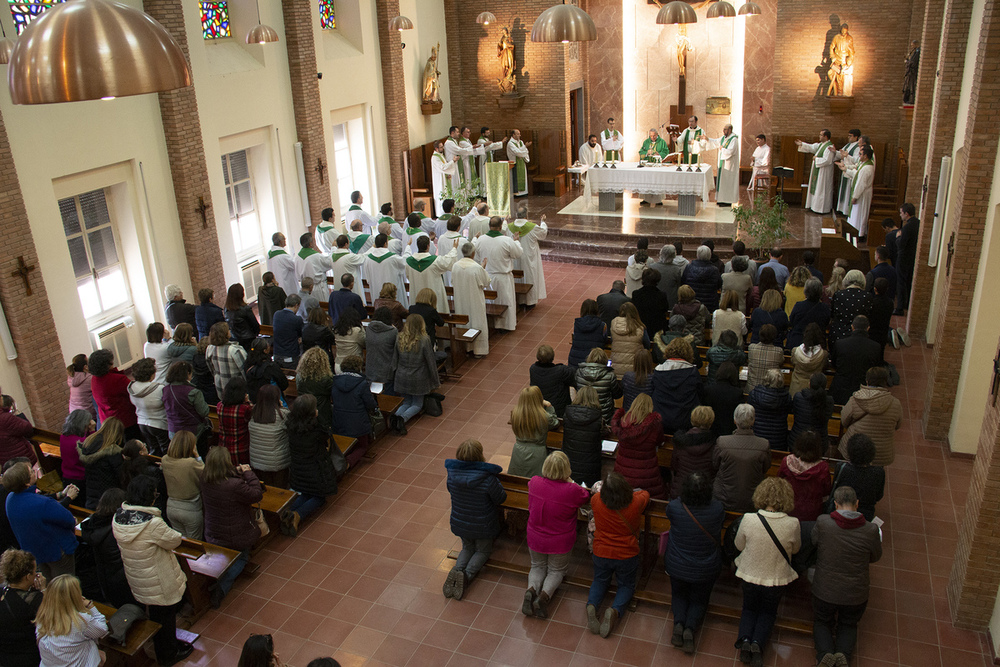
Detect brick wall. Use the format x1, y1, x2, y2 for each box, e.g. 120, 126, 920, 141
376, 0, 410, 214
0, 108, 68, 429
904, 0, 943, 205
143, 0, 226, 298
282, 0, 334, 231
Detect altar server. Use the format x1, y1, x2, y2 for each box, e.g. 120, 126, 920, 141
452, 242, 491, 357
365, 233, 410, 308
749, 134, 771, 193
403, 213, 435, 256
406, 236, 457, 314
835, 129, 862, 214
445, 126, 476, 187
467, 202, 492, 239
797, 129, 837, 214
600, 117, 624, 162
474, 217, 523, 331
431, 141, 460, 215
315, 207, 338, 253
347, 220, 373, 255
476, 127, 505, 175
330, 235, 366, 302
266, 232, 298, 296
509, 205, 548, 307
438, 217, 466, 287
708, 124, 740, 207
344, 191, 378, 234
842, 145, 875, 237
673, 116, 707, 165
507, 129, 531, 197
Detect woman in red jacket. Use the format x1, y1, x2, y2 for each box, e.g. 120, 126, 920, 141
778, 431, 832, 521
88, 349, 140, 440
611, 394, 666, 499
0, 396, 35, 468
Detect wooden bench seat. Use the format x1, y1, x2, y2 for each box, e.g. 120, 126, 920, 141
94, 601, 162, 665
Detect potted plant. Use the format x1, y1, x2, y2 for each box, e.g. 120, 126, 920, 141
442, 177, 484, 217
732, 193, 791, 257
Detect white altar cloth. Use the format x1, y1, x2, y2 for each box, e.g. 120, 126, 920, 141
584, 162, 715, 201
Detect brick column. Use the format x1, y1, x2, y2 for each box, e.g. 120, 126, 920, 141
282, 0, 333, 231
921, 2, 1000, 441
904, 0, 973, 339
903, 0, 942, 201
375, 0, 409, 214
0, 108, 69, 429
143, 0, 226, 297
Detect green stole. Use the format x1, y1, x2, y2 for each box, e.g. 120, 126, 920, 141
717, 134, 737, 190
508, 220, 536, 236
447, 137, 466, 186
406, 255, 437, 272
485, 230, 504, 238
330, 250, 350, 263
409, 212, 427, 220
348, 205, 362, 211
378, 215, 395, 226
602, 129, 621, 161
268, 248, 288, 259
510, 140, 527, 193
349, 234, 371, 253
479, 138, 495, 163
838, 142, 859, 200
681, 128, 703, 164
810, 141, 832, 195
298, 247, 319, 260
367, 250, 394, 264
405, 227, 423, 236
846, 160, 873, 216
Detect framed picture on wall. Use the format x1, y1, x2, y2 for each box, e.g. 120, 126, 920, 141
706, 97, 732, 115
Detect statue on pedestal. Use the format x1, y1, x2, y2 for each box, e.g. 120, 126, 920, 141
903, 40, 920, 104
827, 23, 856, 97
497, 27, 517, 94
422, 43, 441, 103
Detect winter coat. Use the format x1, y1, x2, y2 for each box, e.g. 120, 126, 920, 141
244, 358, 288, 403
161, 382, 210, 437
195, 301, 226, 340
201, 469, 264, 551
445, 460, 507, 540
651, 360, 700, 434
812, 512, 883, 606
164, 299, 198, 331
596, 289, 631, 329
296, 375, 334, 431
778, 455, 832, 521
0, 584, 42, 667
4, 488, 77, 564
248, 409, 291, 472
625, 260, 646, 296
0, 411, 35, 467
837, 386, 903, 466
670, 300, 709, 340
562, 404, 604, 486
664, 498, 725, 582
713, 429, 771, 513
789, 388, 834, 443
529, 362, 577, 418
526, 476, 592, 554
748, 385, 791, 451
166, 342, 197, 366
77, 436, 124, 510
609, 317, 647, 378
226, 305, 260, 347
364, 321, 398, 385
711, 309, 747, 347
127, 381, 167, 430
611, 409, 666, 499
257, 284, 287, 326
59, 434, 87, 482
682, 260, 722, 312
631, 286, 670, 338
91, 370, 138, 428
575, 362, 623, 423
112, 504, 186, 606
393, 337, 441, 396
331, 373, 376, 438
697, 382, 744, 438
68, 371, 96, 418
670, 428, 716, 499
288, 425, 338, 497
749, 307, 789, 345
191, 352, 219, 405
79, 512, 136, 608
705, 343, 746, 383
622, 372, 653, 412
568, 316, 608, 367
829, 288, 873, 350
508, 405, 559, 478
830, 332, 882, 404
832, 463, 885, 521
302, 323, 335, 368
786, 300, 831, 349
788, 345, 828, 396
334, 327, 366, 367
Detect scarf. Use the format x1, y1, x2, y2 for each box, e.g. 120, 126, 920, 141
348, 205, 362, 211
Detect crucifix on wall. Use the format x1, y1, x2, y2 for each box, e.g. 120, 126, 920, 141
10, 256, 36, 296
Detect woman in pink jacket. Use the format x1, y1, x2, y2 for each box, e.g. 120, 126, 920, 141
66, 354, 97, 420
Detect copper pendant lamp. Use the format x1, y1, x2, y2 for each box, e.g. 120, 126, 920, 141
0, 38, 13, 66
389, 15, 414, 32
707, 1, 736, 19
246, 0, 279, 44
8, 0, 191, 105
530, 3, 598, 43
738, 2, 762, 15
476, 11, 497, 25
656, 1, 698, 24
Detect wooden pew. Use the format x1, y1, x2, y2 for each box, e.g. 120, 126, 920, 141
94, 601, 162, 666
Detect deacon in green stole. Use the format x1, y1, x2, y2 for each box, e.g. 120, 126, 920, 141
315, 206, 338, 253
796, 129, 836, 214
506, 129, 531, 196
600, 118, 624, 162
673, 117, 706, 165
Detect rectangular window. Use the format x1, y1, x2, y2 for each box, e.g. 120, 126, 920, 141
222, 150, 263, 262
200, 1, 231, 40
8, 0, 65, 36
331, 123, 354, 210
59, 189, 132, 322
319, 0, 335, 29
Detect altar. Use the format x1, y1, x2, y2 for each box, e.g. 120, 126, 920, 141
584, 162, 715, 216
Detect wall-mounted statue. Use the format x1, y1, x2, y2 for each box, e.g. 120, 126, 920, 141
497, 27, 517, 94
827, 23, 855, 97
903, 39, 920, 104
422, 43, 442, 103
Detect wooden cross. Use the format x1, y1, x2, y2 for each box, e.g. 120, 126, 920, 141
195, 197, 211, 229
10, 256, 36, 296
316, 158, 327, 184
946, 231, 955, 277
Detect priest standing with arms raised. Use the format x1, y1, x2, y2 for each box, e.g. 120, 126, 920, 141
835, 129, 862, 214
406, 236, 457, 314
474, 216, 524, 332
797, 129, 837, 215
476, 127, 504, 176
709, 124, 740, 207
507, 129, 531, 197
600, 117, 623, 163
459, 126, 482, 184
365, 233, 410, 308
509, 205, 548, 308
344, 191, 378, 234
445, 126, 475, 187
452, 242, 491, 357
431, 140, 460, 216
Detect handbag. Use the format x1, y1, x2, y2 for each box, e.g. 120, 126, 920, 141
758, 514, 791, 565
253, 507, 269, 538
329, 441, 348, 478
422, 395, 443, 417
107, 603, 147, 645
369, 407, 386, 436
722, 514, 744, 563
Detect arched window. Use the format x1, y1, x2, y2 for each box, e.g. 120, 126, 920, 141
200, 0, 230, 39
8, 0, 66, 35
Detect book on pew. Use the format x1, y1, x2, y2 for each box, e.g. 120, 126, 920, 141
463, 328, 479, 339
739, 368, 748, 381
371, 382, 384, 394
601, 440, 617, 454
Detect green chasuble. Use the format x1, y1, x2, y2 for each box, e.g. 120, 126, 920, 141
846, 159, 874, 216
508, 220, 536, 236
838, 142, 860, 201
330, 251, 350, 263
406, 255, 437, 272
678, 127, 704, 164
298, 247, 319, 260
447, 137, 466, 186
509, 140, 528, 194
268, 248, 288, 259
810, 141, 832, 195
601, 129, 622, 162
640, 137, 669, 162
405, 227, 423, 236
348, 205, 362, 211
378, 215, 395, 226
349, 234, 371, 253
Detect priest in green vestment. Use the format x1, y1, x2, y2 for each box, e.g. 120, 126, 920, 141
506, 129, 531, 197
640, 128, 669, 163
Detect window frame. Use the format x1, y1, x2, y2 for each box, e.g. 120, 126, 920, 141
221, 149, 264, 264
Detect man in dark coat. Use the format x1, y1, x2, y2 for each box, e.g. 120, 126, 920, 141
328, 274, 366, 326
894, 203, 919, 315
864, 246, 897, 301
631, 268, 671, 336
880, 218, 899, 267
682, 246, 723, 312
529, 344, 577, 417
596, 281, 630, 329
830, 316, 882, 405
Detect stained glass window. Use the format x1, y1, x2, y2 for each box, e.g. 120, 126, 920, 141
200, 1, 231, 40
319, 0, 335, 30
8, 0, 66, 36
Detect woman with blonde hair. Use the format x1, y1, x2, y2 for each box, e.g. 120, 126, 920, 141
35, 575, 108, 667
562, 386, 605, 486
711, 290, 748, 346
610, 302, 650, 378
392, 315, 441, 434
332, 308, 365, 371
576, 348, 623, 422
612, 393, 666, 498
524, 451, 591, 618
296, 346, 335, 431
783, 266, 812, 317
824, 265, 847, 302
160, 431, 205, 539
749, 289, 788, 345
733, 477, 800, 666
373, 282, 408, 330
77, 416, 125, 510
508, 386, 559, 477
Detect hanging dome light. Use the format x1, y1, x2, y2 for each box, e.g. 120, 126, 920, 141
0, 38, 14, 65
530, 4, 597, 43
707, 1, 736, 18
389, 15, 413, 31
8, 0, 191, 105
476, 11, 497, 25
246, 24, 279, 44
656, 1, 698, 24
738, 2, 762, 15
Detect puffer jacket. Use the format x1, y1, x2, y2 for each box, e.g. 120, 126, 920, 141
837, 386, 903, 466
682, 260, 722, 312
609, 317, 646, 378
568, 316, 608, 367
201, 469, 264, 551
789, 388, 834, 443
330, 372, 376, 438
625, 260, 646, 296
670, 301, 709, 340
112, 504, 186, 606
749, 385, 791, 450
248, 409, 291, 472
445, 460, 507, 540
651, 360, 700, 434
364, 320, 398, 385
127, 380, 167, 430
575, 362, 623, 423
778, 455, 832, 521
611, 409, 666, 499
561, 404, 604, 486
80, 512, 136, 608
621, 372, 653, 412
77, 436, 124, 510
670, 427, 717, 499
664, 498, 725, 582
788, 345, 828, 396
288, 425, 338, 497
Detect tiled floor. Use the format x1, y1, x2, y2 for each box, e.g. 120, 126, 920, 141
185, 261, 992, 667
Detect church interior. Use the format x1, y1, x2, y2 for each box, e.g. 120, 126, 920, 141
1, 0, 999, 665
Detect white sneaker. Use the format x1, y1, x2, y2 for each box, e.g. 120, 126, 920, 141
895, 327, 911, 347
